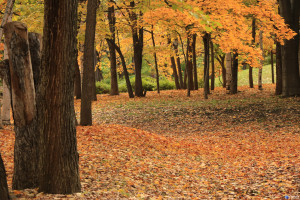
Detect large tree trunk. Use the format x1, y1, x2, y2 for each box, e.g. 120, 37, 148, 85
230, 52, 238, 94
38, 0, 81, 193
192, 34, 198, 90
173, 38, 183, 88
249, 17, 255, 88
203, 33, 210, 99
279, 0, 300, 96
3, 22, 39, 190
80, 0, 99, 125
275, 42, 283, 95
0, 152, 10, 200
107, 3, 119, 95
258, 31, 263, 90
106, 39, 134, 98
151, 26, 160, 93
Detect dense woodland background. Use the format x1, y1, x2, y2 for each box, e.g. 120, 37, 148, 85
0, 0, 299, 199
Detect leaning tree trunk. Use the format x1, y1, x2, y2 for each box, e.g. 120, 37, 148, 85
279, 0, 300, 96
230, 52, 238, 94
216, 55, 226, 88
0, 152, 10, 200
80, 0, 98, 125
3, 22, 39, 190
106, 39, 134, 98
38, 0, 81, 193
107, 3, 119, 95
151, 26, 160, 93
168, 37, 180, 89
173, 38, 184, 88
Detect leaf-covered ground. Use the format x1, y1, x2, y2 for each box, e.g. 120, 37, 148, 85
0, 84, 299, 199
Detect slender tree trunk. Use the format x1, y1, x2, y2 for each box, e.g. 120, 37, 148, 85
279, 0, 300, 96
173, 38, 183, 88
0, 152, 10, 200
271, 50, 275, 84
92, 49, 97, 101
178, 34, 187, 89
80, 0, 99, 125
249, 17, 255, 88
203, 33, 210, 98
230, 52, 238, 94
210, 40, 215, 90
192, 34, 198, 90
226, 53, 232, 91
258, 31, 263, 90
106, 39, 134, 98
38, 0, 81, 193
186, 32, 193, 96
275, 41, 283, 95
168, 37, 180, 89
107, 3, 119, 95
151, 26, 160, 93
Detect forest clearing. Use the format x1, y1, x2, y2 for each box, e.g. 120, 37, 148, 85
1, 84, 299, 199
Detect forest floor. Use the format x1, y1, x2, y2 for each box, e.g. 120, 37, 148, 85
0, 84, 299, 199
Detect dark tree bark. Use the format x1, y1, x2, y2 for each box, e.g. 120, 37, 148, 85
80, 0, 99, 125
0, 152, 10, 200
28, 32, 42, 91
192, 34, 198, 90
168, 37, 180, 89
38, 0, 81, 193
186, 32, 194, 97
203, 33, 210, 99
210, 40, 215, 90
249, 17, 255, 88
216, 54, 226, 88
151, 26, 160, 93
106, 39, 134, 98
173, 38, 183, 88
3, 22, 39, 190
230, 52, 238, 94
279, 0, 300, 96
275, 41, 283, 95
129, 1, 144, 97
107, 3, 119, 95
